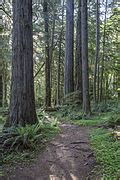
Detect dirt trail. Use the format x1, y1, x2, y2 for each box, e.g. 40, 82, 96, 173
2, 123, 97, 180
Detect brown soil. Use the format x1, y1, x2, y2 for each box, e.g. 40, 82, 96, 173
1, 123, 98, 180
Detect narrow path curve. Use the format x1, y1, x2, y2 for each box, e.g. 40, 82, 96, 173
3, 123, 97, 180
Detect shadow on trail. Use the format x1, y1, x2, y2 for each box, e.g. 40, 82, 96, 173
2, 124, 96, 180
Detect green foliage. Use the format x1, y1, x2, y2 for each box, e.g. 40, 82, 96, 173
37, 110, 59, 127
107, 112, 120, 127
69, 113, 109, 126
3, 120, 59, 151
0, 115, 6, 133
92, 101, 119, 113
1, 117, 59, 166
3, 124, 42, 150
0, 116, 5, 124
0, 169, 5, 177
90, 128, 120, 179
52, 105, 83, 120
63, 91, 83, 105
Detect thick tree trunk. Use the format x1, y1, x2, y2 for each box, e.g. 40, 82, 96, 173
5, 0, 37, 127
93, 0, 100, 104
43, 0, 51, 109
64, 0, 74, 95
81, 0, 91, 116
75, 0, 82, 104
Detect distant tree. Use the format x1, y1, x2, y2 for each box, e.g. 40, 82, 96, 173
57, 0, 65, 105
0, 32, 3, 107
75, 0, 82, 104
99, 0, 108, 102
0, 73, 3, 107
64, 0, 74, 95
81, 0, 91, 116
93, 0, 100, 104
5, 0, 37, 127
43, 0, 51, 109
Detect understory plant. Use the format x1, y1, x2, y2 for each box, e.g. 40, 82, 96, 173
91, 128, 120, 179
2, 124, 42, 150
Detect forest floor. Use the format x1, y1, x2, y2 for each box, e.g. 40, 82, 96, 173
1, 123, 98, 180
1, 102, 120, 179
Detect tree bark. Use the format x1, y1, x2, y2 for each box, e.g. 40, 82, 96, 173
5, 0, 37, 127
64, 0, 74, 95
93, 0, 100, 104
75, 0, 82, 104
43, 0, 51, 109
57, 0, 65, 105
0, 75, 3, 107
81, 0, 91, 116
99, 0, 108, 102
2, 61, 8, 107
50, 10, 56, 94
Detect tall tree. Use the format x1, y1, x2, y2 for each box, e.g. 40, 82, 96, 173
57, 0, 65, 105
0, 73, 3, 107
99, 0, 108, 101
75, 0, 82, 104
64, 0, 74, 95
81, 0, 91, 116
0, 32, 3, 107
93, 0, 100, 104
5, 0, 37, 127
43, 0, 51, 108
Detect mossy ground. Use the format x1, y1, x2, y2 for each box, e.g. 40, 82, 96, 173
50, 101, 120, 179
0, 101, 120, 179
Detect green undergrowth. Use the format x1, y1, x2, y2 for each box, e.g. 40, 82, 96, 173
51, 101, 120, 127
51, 101, 120, 179
0, 116, 6, 134
90, 128, 120, 179
0, 108, 7, 134
1, 110, 60, 172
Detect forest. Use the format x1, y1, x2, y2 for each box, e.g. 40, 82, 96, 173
0, 0, 120, 179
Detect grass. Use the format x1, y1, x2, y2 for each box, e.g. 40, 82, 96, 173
52, 107, 119, 127
1, 102, 120, 178
69, 112, 111, 126
90, 128, 120, 179
51, 102, 120, 179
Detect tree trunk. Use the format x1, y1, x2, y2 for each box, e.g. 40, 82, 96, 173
99, 0, 108, 102
5, 0, 37, 127
93, 0, 100, 104
43, 0, 51, 109
0, 75, 3, 107
64, 0, 74, 95
50, 11, 55, 94
3, 61, 8, 107
75, 0, 82, 104
97, 64, 100, 101
57, 0, 65, 105
81, 0, 91, 116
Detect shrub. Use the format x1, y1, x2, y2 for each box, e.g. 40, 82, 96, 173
2, 124, 42, 150
91, 128, 120, 179
107, 113, 120, 127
